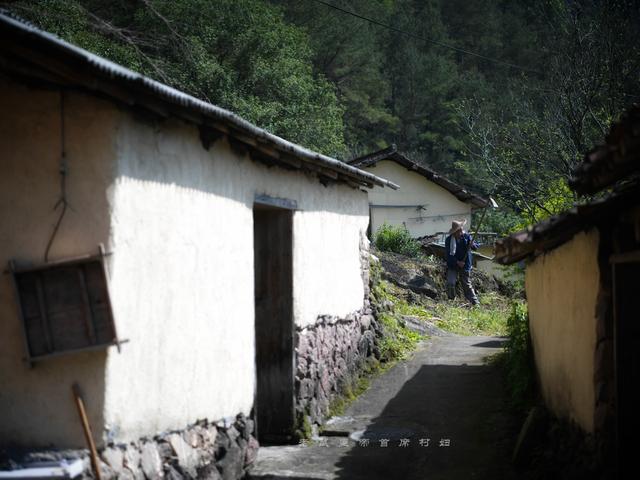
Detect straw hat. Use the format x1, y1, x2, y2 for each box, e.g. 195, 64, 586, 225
448, 219, 467, 234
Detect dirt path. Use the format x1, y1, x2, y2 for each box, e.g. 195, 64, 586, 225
249, 335, 519, 480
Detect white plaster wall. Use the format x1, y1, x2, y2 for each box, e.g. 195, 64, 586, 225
362, 160, 472, 237
0, 80, 116, 448
0, 77, 370, 447
103, 114, 369, 442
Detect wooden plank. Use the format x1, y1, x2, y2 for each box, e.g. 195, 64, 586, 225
610, 250, 640, 264
29, 339, 129, 364
98, 244, 120, 352
254, 194, 298, 211
77, 266, 97, 344
12, 253, 102, 274
8, 261, 35, 367
34, 273, 53, 353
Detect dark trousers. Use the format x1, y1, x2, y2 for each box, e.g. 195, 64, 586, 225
446, 268, 479, 304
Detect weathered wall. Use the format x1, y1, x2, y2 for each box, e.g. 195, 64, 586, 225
525, 229, 600, 432
362, 160, 472, 237
0, 76, 370, 449
103, 110, 369, 443
0, 79, 116, 447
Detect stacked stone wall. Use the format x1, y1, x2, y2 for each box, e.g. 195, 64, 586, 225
1, 415, 258, 480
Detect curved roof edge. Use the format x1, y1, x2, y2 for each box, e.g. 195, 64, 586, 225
0, 11, 398, 191
348, 145, 487, 207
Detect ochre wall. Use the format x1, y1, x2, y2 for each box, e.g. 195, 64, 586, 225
0, 79, 116, 447
525, 229, 600, 432
362, 160, 472, 237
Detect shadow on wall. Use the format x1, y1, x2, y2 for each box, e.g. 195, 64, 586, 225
116, 113, 368, 216
331, 364, 517, 480
0, 346, 107, 450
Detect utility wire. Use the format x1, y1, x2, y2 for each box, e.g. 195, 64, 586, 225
44, 91, 70, 263
310, 0, 542, 76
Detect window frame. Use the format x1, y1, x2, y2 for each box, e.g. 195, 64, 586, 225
8, 244, 123, 366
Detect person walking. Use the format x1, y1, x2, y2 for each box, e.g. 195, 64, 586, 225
445, 219, 479, 305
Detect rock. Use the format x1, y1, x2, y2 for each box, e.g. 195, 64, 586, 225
99, 461, 116, 480
168, 434, 199, 478
405, 275, 438, 298
225, 426, 240, 443
140, 443, 163, 479
360, 314, 372, 330
201, 426, 218, 447
299, 378, 314, 399
155, 441, 172, 459
124, 447, 143, 480
196, 463, 222, 480
183, 429, 201, 449
244, 436, 259, 467
217, 443, 243, 480
102, 447, 124, 473
214, 431, 231, 461
117, 469, 136, 480
164, 465, 184, 480
243, 419, 255, 439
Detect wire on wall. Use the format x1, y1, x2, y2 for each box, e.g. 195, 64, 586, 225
44, 91, 70, 263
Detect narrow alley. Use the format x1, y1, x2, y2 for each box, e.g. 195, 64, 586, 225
250, 335, 517, 480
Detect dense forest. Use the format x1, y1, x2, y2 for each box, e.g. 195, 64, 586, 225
5, 0, 640, 233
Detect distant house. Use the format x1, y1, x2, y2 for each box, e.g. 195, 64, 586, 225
0, 13, 397, 478
495, 105, 640, 475
348, 145, 487, 238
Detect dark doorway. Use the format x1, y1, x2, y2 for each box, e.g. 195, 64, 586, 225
612, 258, 640, 474
253, 204, 294, 444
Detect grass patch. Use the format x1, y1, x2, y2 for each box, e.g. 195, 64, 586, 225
378, 312, 423, 362
429, 292, 510, 336
371, 278, 426, 362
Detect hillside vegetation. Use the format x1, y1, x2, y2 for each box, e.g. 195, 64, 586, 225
5, 0, 639, 233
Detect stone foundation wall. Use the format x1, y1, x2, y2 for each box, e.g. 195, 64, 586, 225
1, 414, 258, 480
294, 233, 380, 426
294, 309, 380, 425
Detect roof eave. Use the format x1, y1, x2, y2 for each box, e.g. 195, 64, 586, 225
0, 12, 398, 191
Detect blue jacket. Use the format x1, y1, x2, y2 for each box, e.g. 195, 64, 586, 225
445, 232, 477, 272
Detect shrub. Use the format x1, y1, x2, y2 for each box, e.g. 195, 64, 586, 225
374, 223, 422, 258
503, 301, 536, 411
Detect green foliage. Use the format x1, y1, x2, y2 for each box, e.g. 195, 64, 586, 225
501, 301, 535, 411
378, 311, 423, 363
293, 409, 312, 441
373, 223, 422, 258
431, 292, 510, 336
7, 0, 639, 224
325, 360, 379, 419
9, 0, 346, 156
515, 179, 575, 228
370, 274, 424, 364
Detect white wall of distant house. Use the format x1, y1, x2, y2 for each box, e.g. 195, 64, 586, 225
361, 160, 472, 238
0, 78, 369, 448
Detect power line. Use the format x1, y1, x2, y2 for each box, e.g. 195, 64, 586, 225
310, 0, 542, 76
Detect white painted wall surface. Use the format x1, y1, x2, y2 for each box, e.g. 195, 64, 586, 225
103, 113, 369, 442
0, 81, 116, 448
1, 78, 370, 447
362, 160, 472, 238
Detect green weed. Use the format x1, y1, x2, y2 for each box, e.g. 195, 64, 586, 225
373, 223, 422, 258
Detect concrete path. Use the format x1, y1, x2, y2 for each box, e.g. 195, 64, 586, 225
249, 335, 518, 480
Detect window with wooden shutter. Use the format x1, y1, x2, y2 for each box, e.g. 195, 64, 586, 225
9, 246, 121, 365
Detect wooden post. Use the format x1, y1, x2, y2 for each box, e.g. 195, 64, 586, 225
72, 383, 102, 480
